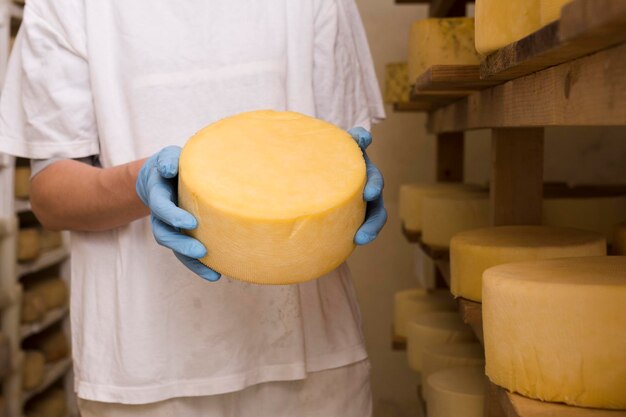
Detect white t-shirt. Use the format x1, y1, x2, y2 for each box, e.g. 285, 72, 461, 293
0, 0, 384, 405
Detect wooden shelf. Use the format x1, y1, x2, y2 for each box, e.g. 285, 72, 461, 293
493, 383, 626, 417
18, 247, 69, 278
20, 306, 68, 340
14, 199, 31, 214
22, 357, 72, 405
415, 65, 501, 93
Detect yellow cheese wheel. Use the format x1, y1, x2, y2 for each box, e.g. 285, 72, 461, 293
406, 312, 476, 372
0, 333, 9, 379
18, 228, 41, 262
14, 166, 31, 199
483, 257, 626, 409
393, 289, 456, 338
21, 291, 47, 324
39, 230, 63, 252
540, 0, 572, 26
399, 183, 484, 233
543, 195, 626, 244
421, 192, 490, 249
425, 367, 486, 417
26, 389, 67, 417
30, 279, 68, 310
384, 62, 411, 104
22, 351, 46, 391
451, 226, 607, 302
408, 18, 481, 83
179, 111, 366, 284
475, 0, 541, 56
614, 222, 626, 255
422, 343, 485, 383
39, 331, 69, 363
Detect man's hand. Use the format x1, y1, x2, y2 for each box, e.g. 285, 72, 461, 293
136, 146, 221, 282
348, 128, 387, 245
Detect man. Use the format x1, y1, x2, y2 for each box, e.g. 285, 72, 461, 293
0, 1, 386, 416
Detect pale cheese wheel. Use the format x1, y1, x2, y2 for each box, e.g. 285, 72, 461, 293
179, 111, 366, 284
422, 343, 485, 383
18, 228, 41, 262
39, 230, 63, 252
30, 279, 68, 310
483, 256, 626, 409
408, 18, 481, 83
543, 195, 626, 244
21, 291, 47, 324
22, 351, 46, 390
425, 366, 485, 417
26, 389, 67, 417
475, 0, 541, 56
14, 166, 31, 199
421, 192, 490, 249
451, 226, 607, 302
406, 312, 476, 372
393, 289, 456, 338
540, 0, 572, 26
614, 222, 626, 255
39, 331, 69, 363
399, 183, 484, 233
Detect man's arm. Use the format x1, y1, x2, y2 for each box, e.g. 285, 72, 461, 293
30, 159, 149, 232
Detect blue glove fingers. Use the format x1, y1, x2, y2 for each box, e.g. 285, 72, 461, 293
355, 196, 387, 245
151, 217, 207, 259
148, 182, 197, 230
173, 252, 222, 282
156, 146, 182, 179
348, 127, 372, 150
363, 153, 384, 202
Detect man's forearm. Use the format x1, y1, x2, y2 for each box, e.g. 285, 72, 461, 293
31, 159, 150, 232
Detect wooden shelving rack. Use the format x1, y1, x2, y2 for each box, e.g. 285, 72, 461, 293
396, 0, 626, 416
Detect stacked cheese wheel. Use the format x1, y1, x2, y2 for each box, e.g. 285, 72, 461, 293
422, 343, 484, 383
179, 111, 366, 284
408, 18, 481, 82
483, 256, 626, 409
14, 165, 31, 199
450, 226, 607, 301
384, 62, 411, 104
18, 228, 40, 262
393, 289, 456, 338
425, 367, 486, 417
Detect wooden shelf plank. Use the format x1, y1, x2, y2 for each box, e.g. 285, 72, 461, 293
429, 0, 468, 17
393, 102, 430, 112
415, 65, 501, 92
427, 40, 626, 133
494, 383, 626, 417
22, 358, 72, 405
20, 306, 69, 340
482, 0, 626, 81
18, 247, 69, 278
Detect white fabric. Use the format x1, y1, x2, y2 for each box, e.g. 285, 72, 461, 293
0, 0, 384, 405
78, 360, 372, 417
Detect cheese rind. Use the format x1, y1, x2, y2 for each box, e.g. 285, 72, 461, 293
614, 222, 626, 255
423, 343, 485, 382
483, 256, 626, 409
408, 18, 481, 83
475, 0, 541, 56
540, 0, 572, 26
18, 228, 40, 262
30, 279, 68, 310
421, 192, 490, 249
451, 226, 607, 301
406, 312, 476, 372
384, 62, 411, 104
399, 183, 484, 233
21, 292, 47, 323
39, 230, 63, 252
22, 351, 45, 390
425, 366, 486, 417
39, 331, 69, 363
179, 111, 366, 284
393, 289, 456, 338
14, 166, 31, 199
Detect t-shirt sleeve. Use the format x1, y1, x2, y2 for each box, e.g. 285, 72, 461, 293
0, 0, 99, 159
312, 0, 385, 131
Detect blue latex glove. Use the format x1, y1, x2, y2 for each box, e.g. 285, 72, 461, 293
136, 146, 221, 282
348, 127, 388, 245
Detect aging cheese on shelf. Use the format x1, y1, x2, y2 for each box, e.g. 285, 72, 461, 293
475, 0, 541, 56
21, 291, 47, 324
543, 195, 626, 244
540, 0, 572, 26
425, 366, 486, 417
483, 256, 626, 409
179, 111, 366, 284
14, 166, 31, 199
22, 351, 46, 390
18, 228, 41, 262
393, 289, 456, 338
25, 388, 67, 417
408, 18, 481, 83
39, 331, 70, 363
421, 192, 490, 249
422, 343, 485, 382
30, 279, 68, 310
399, 183, 484, 233
614, 222, 626, 255
39, 230, 63, 252
451, 226, 606, 302
384, 62, 411, 104
406, 312, 476, 372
